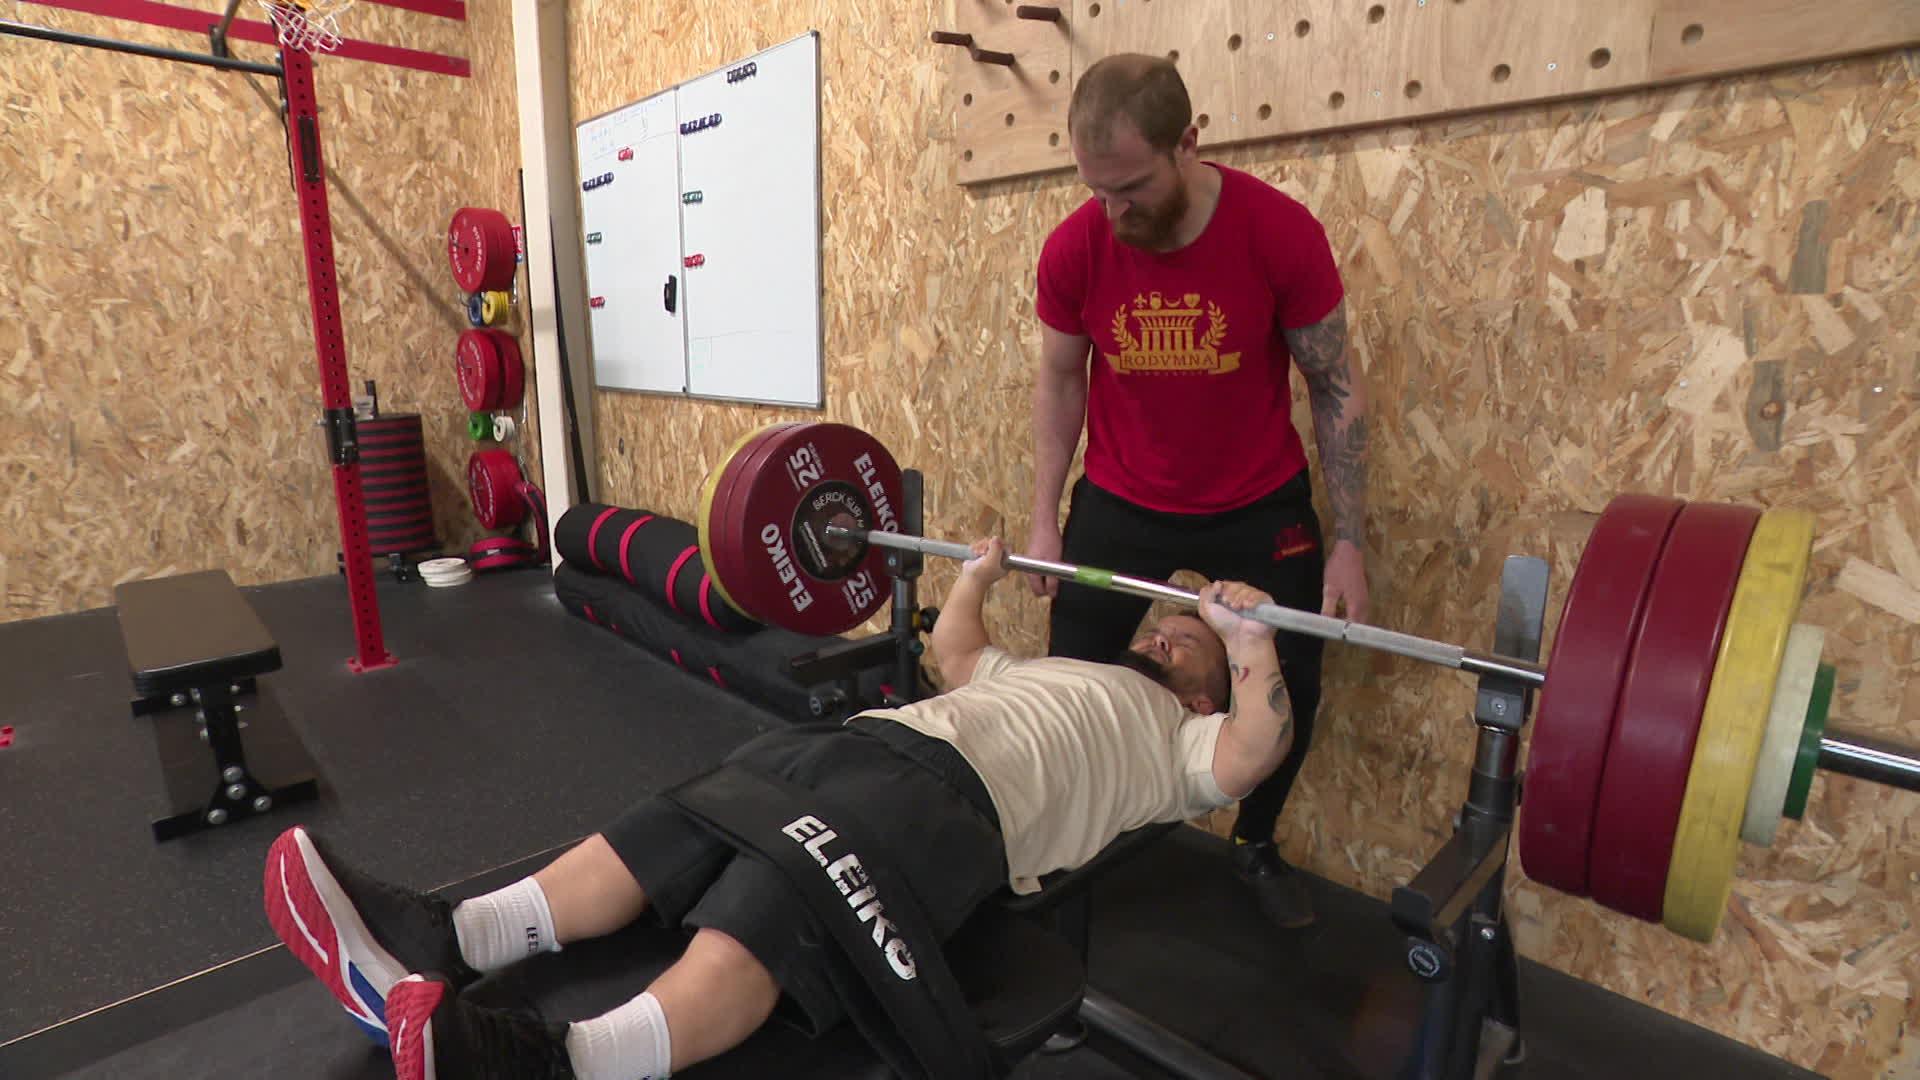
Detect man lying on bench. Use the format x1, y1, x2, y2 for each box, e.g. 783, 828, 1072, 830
262, 537, 1296, 1080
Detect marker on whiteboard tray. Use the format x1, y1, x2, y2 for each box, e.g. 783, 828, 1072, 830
582, 171, 614, 192
679, 113, 723, 135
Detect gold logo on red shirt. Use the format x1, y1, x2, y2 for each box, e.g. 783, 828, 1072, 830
1104, 291, 1241, 374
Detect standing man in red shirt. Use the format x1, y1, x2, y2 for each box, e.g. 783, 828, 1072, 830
1027, 53, 1370, 928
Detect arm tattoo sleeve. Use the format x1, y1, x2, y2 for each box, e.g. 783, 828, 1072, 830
1284, 304, 1368, 546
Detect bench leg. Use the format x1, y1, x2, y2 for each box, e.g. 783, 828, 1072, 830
147, 683, 319, 843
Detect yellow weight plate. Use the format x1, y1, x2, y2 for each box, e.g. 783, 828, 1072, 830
695, 423, 790, 617
1663, 508, 1815, 941
1739, 623, 1825, 848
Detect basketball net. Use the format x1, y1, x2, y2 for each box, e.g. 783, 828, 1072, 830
259, 0, 355, 53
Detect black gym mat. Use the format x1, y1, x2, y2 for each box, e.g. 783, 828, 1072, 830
0, 568, 779, 1044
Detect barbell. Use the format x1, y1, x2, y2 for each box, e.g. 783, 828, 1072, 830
693, 420, 1920, 942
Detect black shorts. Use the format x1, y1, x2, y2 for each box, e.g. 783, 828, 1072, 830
599, 720, 1006, 1035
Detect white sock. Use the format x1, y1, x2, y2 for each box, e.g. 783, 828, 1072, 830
451, 877, 561, 973
566, 990, 673, 1080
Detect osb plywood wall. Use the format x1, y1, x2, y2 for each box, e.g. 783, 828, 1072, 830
570, 0, 1919, 1071
0, 0, 539, 624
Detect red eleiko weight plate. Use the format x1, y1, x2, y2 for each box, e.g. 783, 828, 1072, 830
1519, 494, 1684, 898
1586, 501, 1759, 922
467, 450, 526, 529
724, 422, 903, 635
457, 330, 504, 412
488, 330, 526, 410
703, 424, 805, 617
447, 207, 517, 293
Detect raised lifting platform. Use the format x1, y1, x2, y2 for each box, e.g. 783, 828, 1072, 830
0, 572, 1826, 1079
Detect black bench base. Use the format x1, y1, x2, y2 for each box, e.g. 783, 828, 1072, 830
144, 682, 320, 842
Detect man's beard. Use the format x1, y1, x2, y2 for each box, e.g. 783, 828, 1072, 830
1113, 179, 1190, 250
1112, 647, 1174, 690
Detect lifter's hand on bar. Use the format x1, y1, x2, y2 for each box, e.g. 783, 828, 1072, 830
959, 536, 1011, 586
1199, 581, 1278, 647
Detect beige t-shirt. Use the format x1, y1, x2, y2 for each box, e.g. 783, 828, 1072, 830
856, 647, 1231, 894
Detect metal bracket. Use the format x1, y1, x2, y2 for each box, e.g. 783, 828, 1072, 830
322, 407, 359, 466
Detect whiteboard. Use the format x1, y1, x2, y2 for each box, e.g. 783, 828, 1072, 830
576, 33, 822, 407
577, 90, 684, 393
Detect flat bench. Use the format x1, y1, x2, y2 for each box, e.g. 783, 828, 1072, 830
114, 570, 319, 842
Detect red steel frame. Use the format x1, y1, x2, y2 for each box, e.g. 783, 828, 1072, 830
282, 46, 395, 672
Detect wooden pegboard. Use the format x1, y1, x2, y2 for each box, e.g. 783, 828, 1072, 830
936, 0, 1920, 186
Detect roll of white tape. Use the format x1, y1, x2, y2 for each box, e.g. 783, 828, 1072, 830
492, 414, 517, 442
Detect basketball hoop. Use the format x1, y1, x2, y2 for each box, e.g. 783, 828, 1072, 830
259, 0, 354, 53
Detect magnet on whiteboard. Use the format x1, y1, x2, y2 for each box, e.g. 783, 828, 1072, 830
590, 296, 607, 309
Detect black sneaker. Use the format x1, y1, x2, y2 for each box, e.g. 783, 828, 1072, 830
263, 826, 478, 1045
389, 974, 575, 1080
1231, 840, 1315, 929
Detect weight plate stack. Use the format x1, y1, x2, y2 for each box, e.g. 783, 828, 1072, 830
358, 413, 437, 555
703, 422, 903, 636
457, 329, 503, 412
447, 207, 517, 293
1586, 501, 1758, 923
468, 449, 527, 530
1663, 507, 1815, 942
1519, 494, 1683, 898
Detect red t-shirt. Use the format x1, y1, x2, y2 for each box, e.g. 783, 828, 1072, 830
1036, 164, 1345, 514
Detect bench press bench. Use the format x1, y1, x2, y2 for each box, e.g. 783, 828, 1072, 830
115, 570, 319, 842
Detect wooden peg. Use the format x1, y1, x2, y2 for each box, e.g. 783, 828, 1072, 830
1015, 4, 1063, 21
931, 29, 1015, 66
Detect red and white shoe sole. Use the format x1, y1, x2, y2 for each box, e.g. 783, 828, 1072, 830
388, 975, 445, 1080
262, 826, 410, 1040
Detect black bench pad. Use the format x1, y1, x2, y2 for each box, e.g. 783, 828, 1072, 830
115, 571, 281, 697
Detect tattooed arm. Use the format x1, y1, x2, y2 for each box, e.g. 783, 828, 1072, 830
1198, 582, 1296, 799
1284, 301, 1371, 621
